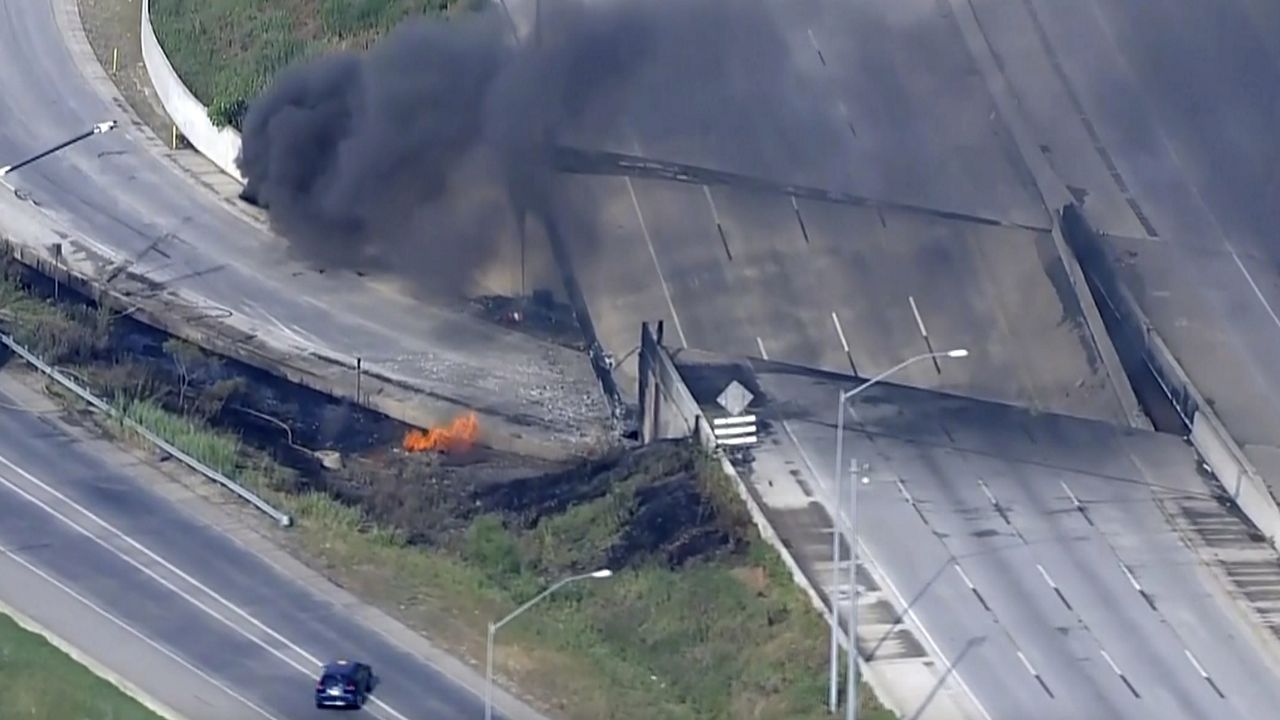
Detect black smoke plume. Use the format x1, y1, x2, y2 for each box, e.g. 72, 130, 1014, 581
238, 0, 838, 294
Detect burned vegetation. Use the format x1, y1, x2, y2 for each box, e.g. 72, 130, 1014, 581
286, 437, 755, 575
1, 255, 749, 579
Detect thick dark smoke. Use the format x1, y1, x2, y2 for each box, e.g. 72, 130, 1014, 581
239, 0, 838, 294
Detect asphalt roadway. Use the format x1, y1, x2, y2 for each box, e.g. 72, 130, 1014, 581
0, 0, 611, 459
0, 370, 539, 720
960, 0, 1280, 491
532, 0, 1135, 425
676, 352, 1280, 720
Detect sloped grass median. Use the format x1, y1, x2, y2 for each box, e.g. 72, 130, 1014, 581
0, 259, 893, 719
0, 612, 163, 720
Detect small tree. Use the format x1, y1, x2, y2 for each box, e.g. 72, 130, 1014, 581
163, 338, 207, 409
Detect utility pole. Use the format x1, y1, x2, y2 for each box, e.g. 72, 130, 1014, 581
846, 457, 861, 720
828, 439, 846, 712
828, 348, 970, 714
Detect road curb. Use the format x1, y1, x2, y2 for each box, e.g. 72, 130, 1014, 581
0, 596, 188, 720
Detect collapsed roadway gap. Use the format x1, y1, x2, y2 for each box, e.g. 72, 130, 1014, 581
552, 145, 1050, 235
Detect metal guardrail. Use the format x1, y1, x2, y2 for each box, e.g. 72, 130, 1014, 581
0, 332, 293, 526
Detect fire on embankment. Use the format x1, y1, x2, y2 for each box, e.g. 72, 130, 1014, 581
402, 412, 479, 454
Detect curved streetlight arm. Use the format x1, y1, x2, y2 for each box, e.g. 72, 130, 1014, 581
493, 571, 600, 632
486, 569, 610, 720
0, 121, 118, 178
840, 349, 962, 403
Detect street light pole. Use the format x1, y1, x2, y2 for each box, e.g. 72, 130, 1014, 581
847, 458, 861, 720
0, 121, 118, 177
829, 348, 968, 716
485, 568, 613, 720
828, 411, 845, 712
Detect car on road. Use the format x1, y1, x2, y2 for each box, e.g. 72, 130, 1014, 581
315, 659, 374, 709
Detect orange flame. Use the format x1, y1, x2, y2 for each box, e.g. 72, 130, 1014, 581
402, 412, 479, 454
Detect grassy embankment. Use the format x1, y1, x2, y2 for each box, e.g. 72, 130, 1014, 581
149, 0, 482, 129
0, 259, 891, 719
0, 612, 162, 720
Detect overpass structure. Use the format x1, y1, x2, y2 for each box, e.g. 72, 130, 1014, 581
2, 0, 1279, 717
640, 330, 1280, 720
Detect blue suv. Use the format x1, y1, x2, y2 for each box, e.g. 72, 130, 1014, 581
314, 660, 374, 710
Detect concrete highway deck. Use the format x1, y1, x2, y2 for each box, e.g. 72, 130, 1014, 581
0, 369, 542, 720
532, 0, 1134, 426
0, 0, 611, 459
963, 0, 1280, 498
673, 350, 1280, 720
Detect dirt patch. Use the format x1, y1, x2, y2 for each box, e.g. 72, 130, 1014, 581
78, 0, 177, 143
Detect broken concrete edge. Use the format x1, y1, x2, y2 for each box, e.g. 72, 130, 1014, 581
1047, 214, 1151, 431
947, 0, 1280, 550
636, 322, 907, 719
134, 0, 629, 431
1059, 204, 1280, 549
0, 236, 595, 463
941, 0, 1148, 433
0, 595, 189, 720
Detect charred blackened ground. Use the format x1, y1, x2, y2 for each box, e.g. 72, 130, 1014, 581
469, 290, 585, 350
2, 255, 880, 719
305, 441, 750, 572
1, 257, 747, 573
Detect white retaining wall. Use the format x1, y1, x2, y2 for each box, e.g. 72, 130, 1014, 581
139, 0, 245, 183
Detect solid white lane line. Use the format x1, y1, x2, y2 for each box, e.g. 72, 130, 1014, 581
978, 478, 999, 508
831, 311, 860, 375
0, 546, 281, 720
1101, 647, 1142, 698
1015, 650, 1039, 678
1185, 649, 1209, 679
1036, 564, 1057, 589
1118, 562, 1143, 593
1183, 647, 1226, 698
0, 453, 411, 720
702, 185, 723, 226
831, 311, 851, 354
1059, 480, 1082, 508
624, 176, 688, 348
1229, 246, 1280, 331
1036, 564, 1073, 611
1100, 649, 1123, 676
908, 295, 929, 338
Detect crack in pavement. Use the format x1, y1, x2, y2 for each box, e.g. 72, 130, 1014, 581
553, 145, 1051, 234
